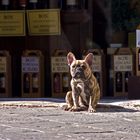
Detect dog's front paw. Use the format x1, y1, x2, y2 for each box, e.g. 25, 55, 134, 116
62, 105, 72, 111
88, 106, 96, 113
69, 106, 81, 112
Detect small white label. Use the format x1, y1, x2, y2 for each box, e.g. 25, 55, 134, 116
51, 57, 69, 73
114, 55, 133, 71
22, 57, 39, 73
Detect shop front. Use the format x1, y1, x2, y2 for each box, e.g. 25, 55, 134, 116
0, 0, 140, 98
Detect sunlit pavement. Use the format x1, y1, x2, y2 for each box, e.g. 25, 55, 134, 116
0, 98, 139, 140
0, 98, 140, 111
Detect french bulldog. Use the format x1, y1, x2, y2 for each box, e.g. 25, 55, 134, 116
64, 52, 100, 112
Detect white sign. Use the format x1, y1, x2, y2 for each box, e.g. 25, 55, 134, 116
22, 57, 39, 72
92, 56, 101, 72
114, 55, 133, 71
83, 55, 101, 72
136, 30, 140, 47
51, 57, 69, 73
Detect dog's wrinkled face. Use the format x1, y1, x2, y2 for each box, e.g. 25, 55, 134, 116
67, 52, 93, 80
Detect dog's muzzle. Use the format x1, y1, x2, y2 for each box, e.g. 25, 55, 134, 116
73, 67, 85, 79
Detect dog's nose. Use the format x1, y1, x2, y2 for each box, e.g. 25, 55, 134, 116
77, 67, 83, 72
74, 67, 84, 78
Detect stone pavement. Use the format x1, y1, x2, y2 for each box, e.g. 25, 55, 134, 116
0, 98, 140, 140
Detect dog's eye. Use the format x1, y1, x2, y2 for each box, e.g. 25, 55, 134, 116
81, 64, 86, 69
72, 65, 76, 68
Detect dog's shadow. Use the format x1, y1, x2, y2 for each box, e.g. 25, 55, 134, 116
96, 104, 139, 113
61, 103, 139, 113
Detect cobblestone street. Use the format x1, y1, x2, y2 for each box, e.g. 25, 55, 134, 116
0, 98, 139, 140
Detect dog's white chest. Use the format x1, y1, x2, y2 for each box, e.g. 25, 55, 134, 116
77, 82, 84, 93
77, 82, 87, 103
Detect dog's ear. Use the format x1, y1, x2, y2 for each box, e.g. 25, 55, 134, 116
84, 53, 93, 66
67, 52, 76, 66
